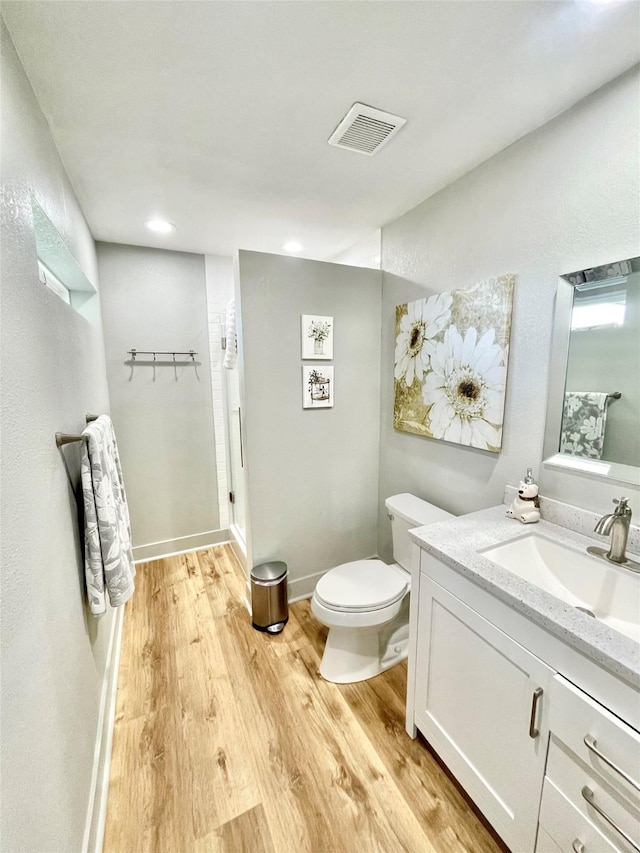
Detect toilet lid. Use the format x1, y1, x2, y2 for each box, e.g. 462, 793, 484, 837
315, 560, 407, 612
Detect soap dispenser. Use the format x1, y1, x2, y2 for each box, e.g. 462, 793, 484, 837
506, 468, 541, 524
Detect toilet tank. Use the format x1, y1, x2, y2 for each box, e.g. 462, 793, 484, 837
385, 493, 454, 571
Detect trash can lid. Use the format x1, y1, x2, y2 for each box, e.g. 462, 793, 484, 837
251, 561, 287, 582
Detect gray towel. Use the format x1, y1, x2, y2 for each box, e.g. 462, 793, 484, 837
560, 391, 609, 460
80, 415, 135, 615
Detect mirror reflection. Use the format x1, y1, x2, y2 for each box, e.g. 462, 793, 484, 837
559, 258, 639, 468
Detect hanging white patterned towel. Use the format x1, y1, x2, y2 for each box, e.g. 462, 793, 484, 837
560, 391, 609, 460
223, 298, 237, 369
80, 415, 135, 615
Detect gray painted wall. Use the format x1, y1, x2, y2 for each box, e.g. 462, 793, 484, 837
0, 21, 114, 852
565, 271, 639, 467
237, 251, 381, 594
378, 68, 640, 560
97, 243, 220, 553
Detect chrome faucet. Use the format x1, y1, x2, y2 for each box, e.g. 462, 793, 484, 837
594, 497, 632, 564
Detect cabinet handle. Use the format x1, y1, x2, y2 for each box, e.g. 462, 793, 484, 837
581, 786, 640, 852
572, 840, 584, 853
529, 687, 543, 738
583, 734, 640, 792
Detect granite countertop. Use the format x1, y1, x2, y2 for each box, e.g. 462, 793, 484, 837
409, 505, 640, 688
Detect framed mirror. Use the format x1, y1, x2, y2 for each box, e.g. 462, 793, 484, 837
543, 256, 640, 486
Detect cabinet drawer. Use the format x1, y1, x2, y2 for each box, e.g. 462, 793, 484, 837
546, 741, 640, 852
550, 675, 640, 801
539, 777, 623, 853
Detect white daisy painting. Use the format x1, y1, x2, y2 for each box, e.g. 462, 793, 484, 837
393, 276, 515, 452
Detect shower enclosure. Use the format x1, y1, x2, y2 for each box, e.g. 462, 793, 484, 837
205, 256, 248, 574
225, 359, 247, 562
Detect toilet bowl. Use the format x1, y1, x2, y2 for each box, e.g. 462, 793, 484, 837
311, 494, 453, 684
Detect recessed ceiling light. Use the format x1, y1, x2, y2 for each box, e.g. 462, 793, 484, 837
282, 240, 303, 254
145, 218, 176, 234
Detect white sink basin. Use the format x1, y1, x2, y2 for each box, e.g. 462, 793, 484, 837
479, 533, 640, 643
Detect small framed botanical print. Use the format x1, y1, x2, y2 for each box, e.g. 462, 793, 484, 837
301, 315, 333, 360
302, 366, 334, 408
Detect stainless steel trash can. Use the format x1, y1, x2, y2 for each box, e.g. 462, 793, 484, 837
251, 561, 288, 634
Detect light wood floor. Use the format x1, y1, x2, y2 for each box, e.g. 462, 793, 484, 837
104, 545, 508, 853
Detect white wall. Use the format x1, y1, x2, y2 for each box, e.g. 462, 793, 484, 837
0, 20, 115, 852
378, 67, 640, 559
97, 243, 221, 560
204, 254, 235, 530
237, 251, 382, 598
330, 228, 382, 269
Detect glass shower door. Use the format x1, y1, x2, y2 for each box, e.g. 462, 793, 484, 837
226, 362, 246, 545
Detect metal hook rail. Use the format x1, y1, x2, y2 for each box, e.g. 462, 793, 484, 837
55, 413, 99, 448
127, 349, 197, 362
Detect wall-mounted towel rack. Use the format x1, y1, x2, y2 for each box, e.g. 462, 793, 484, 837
55, 413, 99, 447
127, 349, 197, 362
607, 392, 622, 400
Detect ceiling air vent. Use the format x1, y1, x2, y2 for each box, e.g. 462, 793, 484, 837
328, 103, 406, 156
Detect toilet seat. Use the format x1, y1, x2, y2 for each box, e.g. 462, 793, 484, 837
314, 559, 407, 613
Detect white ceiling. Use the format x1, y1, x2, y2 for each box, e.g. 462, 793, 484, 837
3, 1, 639, 262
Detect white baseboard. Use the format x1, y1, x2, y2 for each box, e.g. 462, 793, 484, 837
134, 541, 234, 567
246, 571, 316, 613
132, 528, 229, 562
82, 603, 125, 853
287, 569, 326, 603
229, 524, 248, 574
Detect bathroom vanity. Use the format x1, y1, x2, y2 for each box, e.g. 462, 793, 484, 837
406, 502, 640, 853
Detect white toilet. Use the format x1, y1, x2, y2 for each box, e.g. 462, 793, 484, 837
311, 493, 453, 684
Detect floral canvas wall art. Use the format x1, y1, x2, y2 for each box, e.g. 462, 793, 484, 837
303, 366, 334, 408
301, 315, 333, 359
394, 275, 515, 452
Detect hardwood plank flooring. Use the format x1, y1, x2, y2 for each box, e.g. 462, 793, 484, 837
104, 545, 508, 853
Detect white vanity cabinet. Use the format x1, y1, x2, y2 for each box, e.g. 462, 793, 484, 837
414, 575, 554, 852
537, 675, 640, 853
408, 547, 640, 853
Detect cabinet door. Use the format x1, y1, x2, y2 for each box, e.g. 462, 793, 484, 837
414, 576, 554, 853
535, 826, 565, 853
